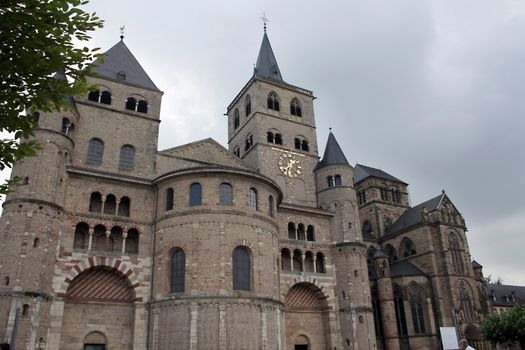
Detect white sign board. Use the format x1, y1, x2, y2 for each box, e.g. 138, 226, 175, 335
440, 327, 459, 350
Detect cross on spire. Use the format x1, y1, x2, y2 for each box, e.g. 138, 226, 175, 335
120, 26, 125, 40
260, 12, 269, 32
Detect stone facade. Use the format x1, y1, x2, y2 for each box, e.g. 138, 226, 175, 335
0, 32, 491, 350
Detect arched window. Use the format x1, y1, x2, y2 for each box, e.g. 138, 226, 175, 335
316, 252, 326, 273
392, 189, 401, 203
233, 246, 251, 291
380, 187, 389, 201
304, 251, 314, 272
219, 183, 233, 205
189, 183, 202, 206
104, 194, 116, 215
409, 283, 426, 334
61, 118, 71, 134
125, 97, 137, 111
245, 95, 251, 116
118, 196, 130, 217
119, 145, 135, 170
100, 90, 111, 105
88, 90, 100, 102
393, 284, 408, 335
73, 222, 89, 249
366, 246, 377, 278
288, 222, 296, 240
362, 220, 373, 235
267, 131, 274, 143
171, 249, 186, 293
449, 233, 464, 274
297, 223, 305, 240
293, 250, 303, 272
268, 195, 274, 217
108, 226, 122, 252
458, 281, 474, 320
86, 138, 104, 165
301, 140, 309, 152
137, 100, 148, 113
89, 192, 102, 213
33, 237, 39, 248
267, 91, 280, 111
234, 108, 240, 129
290, 98, 302, 117
357, 190, 367, 205
385, 244, 398, 263
248, 188, 257, 210
327, 176, 334, 187
400, 238, 417, 257
4, 276, 9, 286
274, 133, 282, 145
22, 304, 29, 316
281, 248, 291, 270
334, 175, 342, 186
245, 134, 253, 151
84, 331, 107, 350
294, 138, 301, 150
126, 229, 139, 254
307, 225, 315, 241
91, 225, 106, 251
166, 188, 174, 211
233, 147, 240, 157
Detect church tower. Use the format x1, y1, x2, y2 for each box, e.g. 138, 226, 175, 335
226, 28, 319, 207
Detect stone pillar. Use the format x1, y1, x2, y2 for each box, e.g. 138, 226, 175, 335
301, 253, 305, 273
313, 254, 317, 273
105, 230, 111, 251
375, 250, 400, 350
87, 227, 94, 250
122, 232, 128, 254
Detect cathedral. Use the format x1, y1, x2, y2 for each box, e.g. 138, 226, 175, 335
0, 28, 489, 350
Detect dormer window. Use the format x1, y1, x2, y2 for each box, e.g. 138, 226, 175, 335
116, 71, 126, 80
267, 91, 280, 111
290, 98, 302, 117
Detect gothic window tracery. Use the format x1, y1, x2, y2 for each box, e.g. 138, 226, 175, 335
385, 244, 398, 263
290, 98, 302, 116
245, 134, 253, 151
393, 284, 408, 335
400, 238, 417, 257
408, 283, 426, 334
458, 280, 474, 320
449, 233, 464, 274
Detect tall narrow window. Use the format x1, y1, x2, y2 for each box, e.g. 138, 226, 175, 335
219, 183, 233, 205
393, 284, 408, 335
118, 196, 130, 217
233, 147, 240, 157
409, 283, 426, 334
274, 133, 282, 145
392, 189, 401, 203
290, 98, 302, 117
307, 225, 315, 241
234, 109, 240, 129
362, 220, 372, 236
88, 90, 100, 102
189, 183, 202, 206
449, 233, 464, 274
125, 229, 139, 254
233, 246, 251, 291
171, 249, 186, 293
125, 97, 137, 111
458, 281, 474, 320
301, 140, 309, 152
119, 145, 135, 170
288, 222, 296, 240
61, 118, 71, 134
327, 176, 334, 187
104, 194, 116, 215
304, 251, 314, 272
245, 95, 251, 116
316, 252, 326, 273
380, 187, 389, 201
268, 195, 274, 217
89, 192, 102, 213
137, 100, 148, 113
267, 131, 274, 143
297, 224, 305, 240
73, 223, 89, 249
267, 91, 280, 111
248, 188, 257, 210
294, 138, 301, 150
86, 138, 104, 165
281, 248, 291, 270
334, 175, 342, 186
91, 225, 106, 251
166, 188, 174, 211
293, 250, 303, 271
385, 244, 398, 263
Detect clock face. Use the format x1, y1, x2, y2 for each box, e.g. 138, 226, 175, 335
278, 153, 302, 177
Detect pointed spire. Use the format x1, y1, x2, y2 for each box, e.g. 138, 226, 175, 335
91, 40, 160, 91
254, 30, 283, 82
315, 131, 350, 170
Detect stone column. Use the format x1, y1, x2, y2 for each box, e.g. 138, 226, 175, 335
122, 232, 128, 254
313, 254, 317, 273
105, 230, 111, 251
87, 227, 94, 250
301, 253, 305, 273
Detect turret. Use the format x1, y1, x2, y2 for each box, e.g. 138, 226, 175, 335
374, 250, 400, 350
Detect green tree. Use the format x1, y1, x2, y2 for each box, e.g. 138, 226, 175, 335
0, 0, 103, 194
481, 306, 525, 348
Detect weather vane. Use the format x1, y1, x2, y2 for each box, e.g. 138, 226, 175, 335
120, 26, 125, 40
260, 12, 269, 32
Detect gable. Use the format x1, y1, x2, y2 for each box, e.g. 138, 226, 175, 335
158, 138, 252, 170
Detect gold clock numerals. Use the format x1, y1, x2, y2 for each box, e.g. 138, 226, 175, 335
278, 153, 302, 177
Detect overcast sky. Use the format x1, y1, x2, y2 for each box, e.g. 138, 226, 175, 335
2, 0, 524, 284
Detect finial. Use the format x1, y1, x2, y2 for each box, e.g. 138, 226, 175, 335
329, 127, 332, 132
120, 26, 125, 40
260, 12, 269, 33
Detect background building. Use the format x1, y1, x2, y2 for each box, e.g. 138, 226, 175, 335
0, 29, 493, 350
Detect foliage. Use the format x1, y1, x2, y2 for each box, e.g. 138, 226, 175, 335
0, 0, 103, 194
481, 306, 525, 347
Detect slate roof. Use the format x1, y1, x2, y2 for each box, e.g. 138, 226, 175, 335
384, 193, 444, 236
92, 39, 160, 91
487, 283, 525, 307
390, 260, 426, 278
315, 132, 349, 170
254, 32, 283, 82
354, 164, 407, 185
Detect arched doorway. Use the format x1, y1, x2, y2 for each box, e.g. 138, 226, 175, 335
285, 282, 331, 349
60, 266, 136, 349
464, 324, 487, 350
